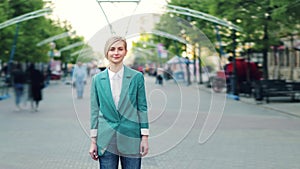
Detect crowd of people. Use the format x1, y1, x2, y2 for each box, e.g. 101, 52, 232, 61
0, 62, 45, 112
0, 60, 104, 112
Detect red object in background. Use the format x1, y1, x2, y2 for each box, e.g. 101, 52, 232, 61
225, 58, 261, 82
216, 70, 226, 79
137, 66, 144, 73
51, 73, 61, 80
50, 60, 62, 80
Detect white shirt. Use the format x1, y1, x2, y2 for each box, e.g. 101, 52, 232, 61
108, 66, 124, 109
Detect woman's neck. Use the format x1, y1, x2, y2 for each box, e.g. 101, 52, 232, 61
109, 63, 123, 73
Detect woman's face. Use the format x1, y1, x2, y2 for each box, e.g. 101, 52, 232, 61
107, 41, 127, 65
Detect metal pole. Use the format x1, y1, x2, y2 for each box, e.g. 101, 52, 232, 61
246, 48, 251, 82
0, 8, 51, 30
198, 44, 203, 84
231, 29, 238, 96
262, 21, 269, 80
262, 1, 271, 80
289, 34, 294, 80
6, 23, 20, 83
185, 56, 191, 86
193, 45, 197, 82
214, 24, 224, 70
97, 2, 115, 35
167, 5, 241, 31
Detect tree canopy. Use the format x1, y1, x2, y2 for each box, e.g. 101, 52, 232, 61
0, 0, 85, 64
132, 0, 300, 68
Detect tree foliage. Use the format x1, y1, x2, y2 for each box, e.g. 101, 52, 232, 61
0, 0, 85, 64
133, 0, 300, 65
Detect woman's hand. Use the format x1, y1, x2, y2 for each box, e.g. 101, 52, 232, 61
89, 140, 98, 160
140, 135, 149, 157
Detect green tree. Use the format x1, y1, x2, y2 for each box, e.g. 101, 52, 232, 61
0, 0, 14, 60
0, 0, 86, 64
206, 0, 300, 78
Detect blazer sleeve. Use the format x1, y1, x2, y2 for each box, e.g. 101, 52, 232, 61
90, 76, 99, 137
136, 73, 149, 129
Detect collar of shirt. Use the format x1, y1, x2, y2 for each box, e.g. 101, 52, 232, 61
108, 65, 124, 80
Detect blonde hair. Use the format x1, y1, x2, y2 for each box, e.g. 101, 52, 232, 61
104, 36, 127, 59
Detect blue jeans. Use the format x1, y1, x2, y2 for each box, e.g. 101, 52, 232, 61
75, 80, 84, 98
14, 84, 24, 106
99, 135, 141, 169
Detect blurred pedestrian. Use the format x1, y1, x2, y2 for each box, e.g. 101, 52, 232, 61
1, 62, 8, 77
185, 57, 191, 86
12, 63, 26, 111
89, 62, 100, 78
1, 62, 10, 85
155, 68, 164, 85
156, 74, 163, 85
89, 36, 149, 169
28, 63, 45, 112
224, 56, 233, 93
72, 61, 87, 99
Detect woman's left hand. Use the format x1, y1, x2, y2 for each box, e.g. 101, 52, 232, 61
140, 135, 149, 157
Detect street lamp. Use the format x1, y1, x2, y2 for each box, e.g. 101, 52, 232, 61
58, 42, 85, 53
166, 4, 242, 90
166, 5, 242, 32
37, 31, 74, 47
0, 8, 51, 29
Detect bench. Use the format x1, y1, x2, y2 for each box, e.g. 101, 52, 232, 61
260, 80, 299, 103
287, 82, 300, 101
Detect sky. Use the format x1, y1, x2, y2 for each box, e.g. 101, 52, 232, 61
49, 0, 167, 40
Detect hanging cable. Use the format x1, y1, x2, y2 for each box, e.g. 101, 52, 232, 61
97, 1, 115, 35
124, 1, 141, 36
96, 0, 141, 36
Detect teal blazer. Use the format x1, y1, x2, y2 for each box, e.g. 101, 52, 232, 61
90, 66, 149, 155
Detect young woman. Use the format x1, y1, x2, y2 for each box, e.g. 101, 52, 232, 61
89, 36, 149, 169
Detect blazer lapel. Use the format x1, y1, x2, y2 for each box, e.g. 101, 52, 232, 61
118, 66, 132, 110
100, 69, 117, 110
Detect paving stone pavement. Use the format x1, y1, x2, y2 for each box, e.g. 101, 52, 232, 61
1, 76, 300, 169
